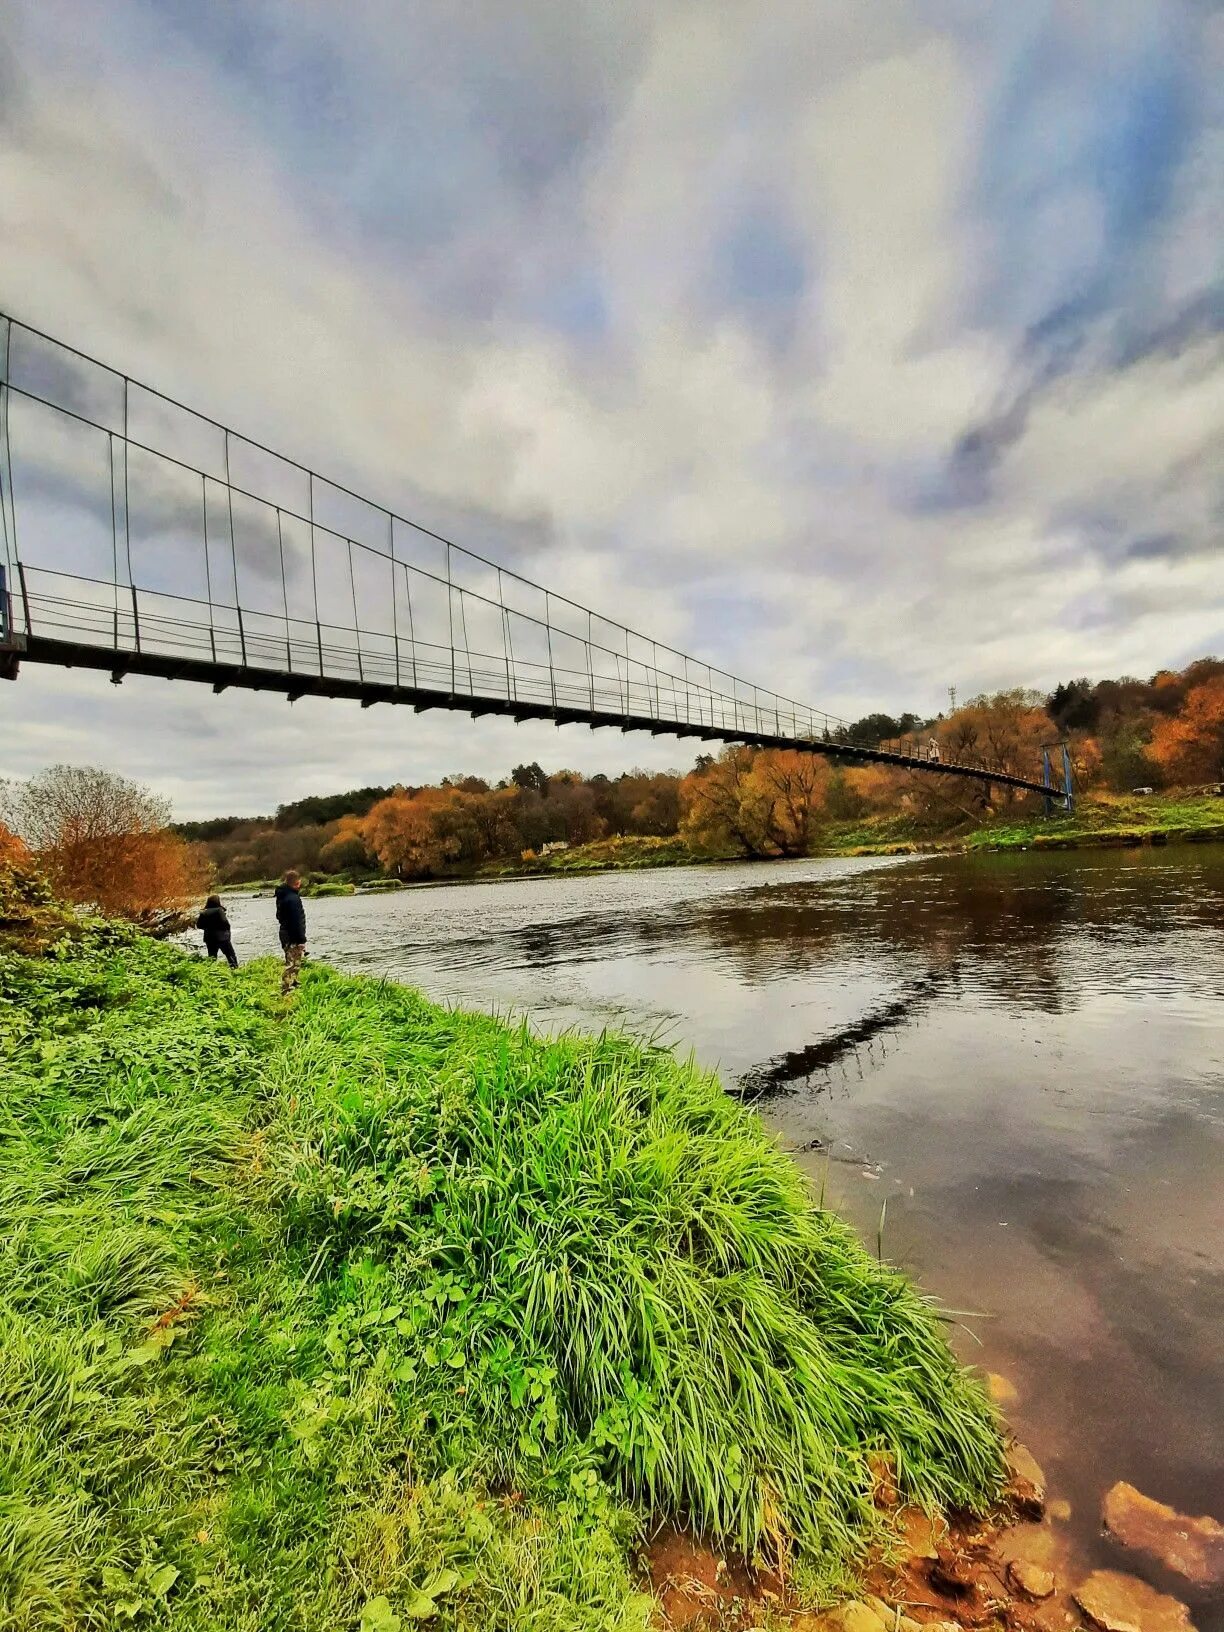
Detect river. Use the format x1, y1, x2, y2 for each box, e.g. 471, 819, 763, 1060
217, 848, 1224, 1624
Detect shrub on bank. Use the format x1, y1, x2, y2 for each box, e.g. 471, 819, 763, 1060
0, 897, 1002, 1629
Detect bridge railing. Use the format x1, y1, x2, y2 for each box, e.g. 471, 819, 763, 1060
0, 313, 857, 745
14, 557, 849, 741
0, 312, 1060, 794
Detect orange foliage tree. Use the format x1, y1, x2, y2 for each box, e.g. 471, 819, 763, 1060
937, 690, 1050, 783
1147, 675, 1224, 786
1070, 736, 1103, 787
3, 764, 207, 918
681, 747, 830, 857
0, 821, 31, 869
318, 813, 373, 873
360, 787, 459, 878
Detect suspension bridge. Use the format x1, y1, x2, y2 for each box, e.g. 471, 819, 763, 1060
0, 313, 1071, 806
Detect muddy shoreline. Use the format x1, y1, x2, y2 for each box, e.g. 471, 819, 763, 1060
643, 1405, 1222, 1632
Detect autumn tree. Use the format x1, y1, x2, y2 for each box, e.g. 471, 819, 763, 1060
464, 787, 522, 858
1147, 675, 1224, 786
628, 775, 681, 836
361, 788, 458, 878
0, 822, 31, 869
680, 748, 760, 854
203, 820, 331, 883
318, 814, 373, 874
753, 751, 831, 853
587, 770, 679, 836
1069, 737, 1104, 788
544, 777, 604, 845
680, 748, 830, 857
940, 691, 1048, 782
838, 764, 901, 816
3, 764, 207, 918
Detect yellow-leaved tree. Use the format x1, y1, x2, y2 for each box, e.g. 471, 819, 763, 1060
680, 747, 830, 857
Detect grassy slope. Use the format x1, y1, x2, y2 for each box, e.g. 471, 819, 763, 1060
961, 791, 1224, 850
486, 834, 704, 878
817, 792, 1224, 857
0, 903, 1002, 1630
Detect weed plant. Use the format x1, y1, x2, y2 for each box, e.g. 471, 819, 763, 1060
0, 895, 1002, 1629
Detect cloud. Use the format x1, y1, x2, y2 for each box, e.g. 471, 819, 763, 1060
0, 0, 1221, 814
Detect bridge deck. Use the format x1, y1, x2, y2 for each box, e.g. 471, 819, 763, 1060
14, 631, 1060, 799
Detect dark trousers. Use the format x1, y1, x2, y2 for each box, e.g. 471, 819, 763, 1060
206, 936, 238, 969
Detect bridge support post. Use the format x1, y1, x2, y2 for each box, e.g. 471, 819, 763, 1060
0, 564, 21, 679
1061, 743, 1074, 815
1042, 746, 1054, 818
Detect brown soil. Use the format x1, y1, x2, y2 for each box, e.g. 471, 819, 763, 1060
642, 1527, 785, 1630
641, 1477, 1102, 1632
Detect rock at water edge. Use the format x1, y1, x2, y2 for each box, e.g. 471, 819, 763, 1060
820, 1601, 892, 1632
1102, 1481, 1224, 1591
1008, 1559, 1056, 1600
900, 1509, 944, 1562
1005, 1442, 1048, 1518
1074, 1570, 1195, 1632
987, 1372, 1019, 1407
864, 1594, 922, 1632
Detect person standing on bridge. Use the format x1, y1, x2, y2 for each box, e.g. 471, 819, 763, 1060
927, 738, 942, 764
275, 870, 307, 994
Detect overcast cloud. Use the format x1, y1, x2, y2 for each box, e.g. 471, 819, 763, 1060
1, 0, 1221, 817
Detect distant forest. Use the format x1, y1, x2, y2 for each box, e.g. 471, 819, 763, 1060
175, 657, 1224, 882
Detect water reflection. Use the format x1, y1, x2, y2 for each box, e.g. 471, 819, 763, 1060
737, 965, 960, 1097
217, 847, 1224, 1627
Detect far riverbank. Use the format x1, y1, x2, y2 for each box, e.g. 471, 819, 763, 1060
820, 790, 1224, 858
222, 792, 1224, 896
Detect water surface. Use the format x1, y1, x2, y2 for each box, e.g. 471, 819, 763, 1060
219, 849, 1224, 1623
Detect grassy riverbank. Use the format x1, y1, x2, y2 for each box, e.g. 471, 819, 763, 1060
223, 793, 1224, 902
963, 791, 1224, 851
223, 837, 706, 896
493, 833, 704, 877
0, 870, 1002, 1630
817, 792, 1224, 858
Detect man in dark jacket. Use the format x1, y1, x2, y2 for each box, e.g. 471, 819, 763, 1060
197, 894, 238, 969
274, 870, 307, 993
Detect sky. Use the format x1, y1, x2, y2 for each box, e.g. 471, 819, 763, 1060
1, 0, 1221, 818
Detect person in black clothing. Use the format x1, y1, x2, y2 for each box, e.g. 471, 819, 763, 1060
274, 869, 307, 993
197, 894, 238, 968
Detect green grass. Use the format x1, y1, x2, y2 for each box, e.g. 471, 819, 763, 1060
963, 791, 1224, 851
815, 820, 924, 855
0, 882, 1003, 1629
492, 835, 706, 877
814, 792, 1224, 857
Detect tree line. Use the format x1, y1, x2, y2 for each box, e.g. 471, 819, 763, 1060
3, 655, 1220, 912
168, 655, 1224, 883
177, 763, 684, 883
